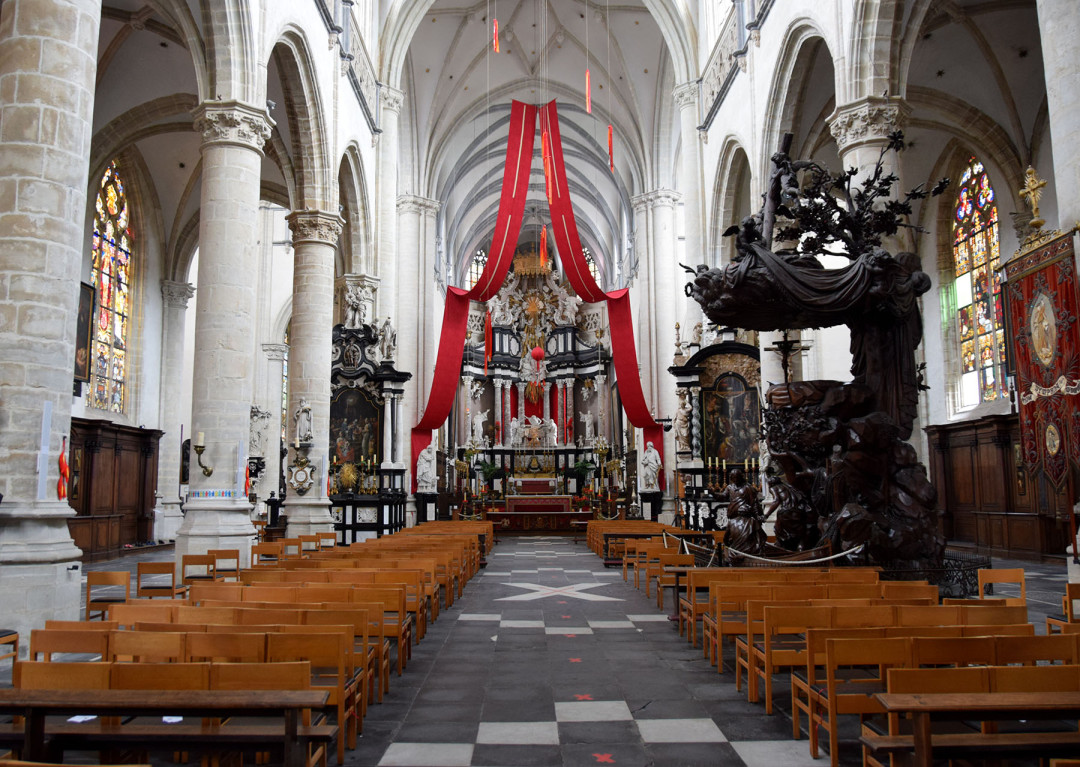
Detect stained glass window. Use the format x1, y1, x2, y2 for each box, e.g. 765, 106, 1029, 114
87, 162, 133, 413
582, 246, 599, 281
469, 249, 487, 287
952, 157, 1004, 408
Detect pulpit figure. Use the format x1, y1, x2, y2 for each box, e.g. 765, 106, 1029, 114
294, 398, 313, 444
720, 468, 766, 560
641, 441, 662, 490
416, 442, 437, 493
343, 285, 367, 329
378, 317, 397, 361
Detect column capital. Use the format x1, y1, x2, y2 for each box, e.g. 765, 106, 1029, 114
381, 85, 405, 115
287, 209, 345, 245
397, 194, 441, 216
827, 96, 911, 153
631, 189, 681, 210
161, 280, 196, 308
672, 81, 699, 111
262, 343, 288, 362
193, 100, 273, 151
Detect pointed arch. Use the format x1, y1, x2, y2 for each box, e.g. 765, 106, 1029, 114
338, 144, 374, 276
709, 137, 753, 267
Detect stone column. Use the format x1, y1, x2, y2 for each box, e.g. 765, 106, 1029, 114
1036, 0, 1080, 230
382, 392, 393, 464
262, 343, 288, 501
564, 379, 575, 445
0, 0, 101, 639
396, 195, 440, 471
673, 81, 705, 331
157, 280, 196, 541
690, 386, 703, 460
503, 383, 512, 446
283, 210, 342, 538
542, 382, 551, 422
493, 380, 503, 446
176, 101, 272, 567
375, 87, 404, 319
595, 373, 608, 440
828, 96, 911, 194
555, 380, 564, 445
516, 382, 526, 421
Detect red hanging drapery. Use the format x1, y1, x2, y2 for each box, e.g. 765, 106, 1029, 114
539, 101, 665, 479
410, 100, 664, 488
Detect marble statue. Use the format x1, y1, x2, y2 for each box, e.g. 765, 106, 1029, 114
579, 411, 595, 443
673, 393, 692, 453
378, 317, 397, 361
472, 409, 489, 445
294, 398, 314, 444
343, 284, 367, 329
509, 416, 520, 447
641, 441, 662, 490
416, 442, 437, 493
543, 417, 558, 447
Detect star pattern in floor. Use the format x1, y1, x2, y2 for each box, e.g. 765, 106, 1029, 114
355, 535, 865, 766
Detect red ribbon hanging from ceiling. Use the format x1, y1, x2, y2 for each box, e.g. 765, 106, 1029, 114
540, 100, 666, 481
411, 101, 537, 489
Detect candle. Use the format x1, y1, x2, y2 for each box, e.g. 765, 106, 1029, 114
196, 432, 205, 447
722, 458, 726, 472
744, 458, 748, 470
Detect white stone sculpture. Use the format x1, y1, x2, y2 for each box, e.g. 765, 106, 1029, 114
579, 411, 595, 443
378, 317, 397, 361
249, 404, 272, 455
294, 398, 314, 444
344, 284, 367, 329
543, 417, 558, 447
673, 392, 692, 453
472, 409, 489, 445
509, 416, 520, 447
416, 442, 437, 493
641, 441, 662, 490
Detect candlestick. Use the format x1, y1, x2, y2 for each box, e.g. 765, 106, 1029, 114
196, 432, 205, 448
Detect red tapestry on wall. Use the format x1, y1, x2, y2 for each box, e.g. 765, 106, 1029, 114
1002, 232, 1080, 488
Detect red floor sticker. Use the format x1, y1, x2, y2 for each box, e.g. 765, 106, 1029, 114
574, 694, 593, 700
569, 657, 582, 662
593, 754, 615, 763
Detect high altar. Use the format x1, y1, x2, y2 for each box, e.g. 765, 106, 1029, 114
420, 243, 635, 530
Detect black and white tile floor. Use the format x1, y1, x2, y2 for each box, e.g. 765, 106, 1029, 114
354, 536, 862, 767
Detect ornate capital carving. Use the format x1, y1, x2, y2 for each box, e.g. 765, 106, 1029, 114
160, 280, 195, 308
287, 209, 345, 245
381, 85, 405, 115
631, 189, 681, 210
672, 81, 699, 111
397, 194, 441, 216
193, 101, 273, 151
262, 343, 288, 362
827, 96, 911, 152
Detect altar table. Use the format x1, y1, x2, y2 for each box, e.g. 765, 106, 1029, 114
489, 495, 590, 533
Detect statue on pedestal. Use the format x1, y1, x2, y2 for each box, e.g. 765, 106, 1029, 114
673, 392, 692, 453
344, 284, 368, 329
641, 441, 662, 490
720, 467, 766, 561
416, 442, 437, 493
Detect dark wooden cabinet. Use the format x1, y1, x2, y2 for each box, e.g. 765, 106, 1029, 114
66, 417, 163, 561
926, 414, 1069, 560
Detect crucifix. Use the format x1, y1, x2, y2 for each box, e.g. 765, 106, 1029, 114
1019, 166, 1048, 230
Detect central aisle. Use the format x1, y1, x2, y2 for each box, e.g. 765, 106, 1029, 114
357, 536, 837, 767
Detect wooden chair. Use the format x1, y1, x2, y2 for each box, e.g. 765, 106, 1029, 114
109, 661, 211, 691
14, 659, 112, 690
251, 541, 283, 567
136, 561, 189, 599
108, 630, 186, 662
180, 554, 218, 586
207, 549, 241, 582
29, 628, 111, 661
186, 631, 266, 662
85, 571, 130, 620
0, 629, 18, 666
279, 538, 305, 560
1047, 583, 1080, 634
209, 660, 331, 767
317, 532, 337, 550
978, 567, 1027, 606
111, 602, 180, 628
299, 536, 321, 555
267, 632, 359, 765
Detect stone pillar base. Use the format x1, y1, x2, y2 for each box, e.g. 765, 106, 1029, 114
175, 499, 257, 568
157, 500, 185, 542
0, 500, 83, 657
283, 497, 334, 539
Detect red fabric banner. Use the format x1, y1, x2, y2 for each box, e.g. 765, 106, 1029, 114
540, 101, 666, 480
410, 101, 537, 488
1003, 232, 1080, 489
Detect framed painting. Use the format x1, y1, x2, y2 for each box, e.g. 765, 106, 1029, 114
73, 281, 94, 382
330, 388, 382, 465
701, 373, 760, 464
